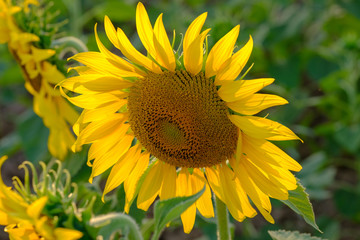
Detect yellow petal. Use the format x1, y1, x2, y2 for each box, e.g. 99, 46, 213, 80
124, 152, 150, 213
180, 203, 196, 234
117, 27, 162, 73
104, 15, 121, 49
184, 29, 211, 75
102, 144, 141, 200
205, 25, 240, 78
205, 166, 225, 203
235, 161, 274, 223
233, 157, 288, 200
242, 134, 298, 190
60, 88, 127, 110
229, 115, 300, 141
235, 129, 242, 163
153, 14, 176, 71
69, 52, 141, 78
227, 94, 288, 115
75, 114, 127, 147
215, 36, 253, 83
80, 101, 127, 123
191, 169, 214, 218
183, 12, 208, 75
159, 163, 177, 200
30, 46, 55, 62
57, 98, 79, 125
136, 2, 157, 58
137, 161, 163, 211
218, 165, 252, 221
183, 12, 207, 53
177, 169, 196, 234
62, 74, 133, 94
26, 196, 47, 220
90, 134, 134, 182
243, 134, 302, 171
217, 78, 274, 102
94, 23, 145, 76
87, 126, 125, 163
54, 228, 83, 240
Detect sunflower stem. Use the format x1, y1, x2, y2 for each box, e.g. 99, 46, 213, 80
215, 195, 230, 240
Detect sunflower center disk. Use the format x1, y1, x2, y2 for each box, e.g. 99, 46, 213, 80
127, 70, 238, 168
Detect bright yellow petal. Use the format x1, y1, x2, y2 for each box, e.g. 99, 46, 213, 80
26, 196, 47, 219
94, 23, 145, 76
62, 75, 133, 94
153, 14, 176, 71
205, 25, 240, 78
191, 169, 214, 218
227, 94, 288, 115
217, 78, 274, 102
57, 98, 79, 125
54, 228, 83, 240
177, 169, 196, 234
205, 166, 225, 203
159, 163, 177, 200
229, 115, 300, 141
231, 157, 288, 200
242, 134, 302, 171
184, 29, 211, 75
103, 15, 121, 48
79, 101, 127, 123
102, 144, 141, 200
235, 129, 242, 163
235, 161, 275, 223
116, 27, 162, 73
217, 165, 253, 221
183, 12, 208, 75
124, 152, 150, 213
136, 2, 157, 58
69, 52, 141, 78
137, 161, 163, 211
242, 135, 298, 190
87, 126, 125, 164
215, 36, 253, 83
75, 114, 127, 146
180, 203, 196, 234
90, 134, 134, 182
183, 12, 207, 53
60, 88, 127, 110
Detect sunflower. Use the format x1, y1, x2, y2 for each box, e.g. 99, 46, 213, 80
0, 0, 78, 160
0, 156, 83, 240
61, 2, 302, 233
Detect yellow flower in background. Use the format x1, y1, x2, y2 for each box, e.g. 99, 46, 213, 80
61, 2, 302, 233
0, 156, 83, 240
0, 0, 78, 160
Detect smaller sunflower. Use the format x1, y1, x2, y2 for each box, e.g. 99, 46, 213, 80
0, 156, 83, 240
61, 2, 302, 233
0, 0, 78, 160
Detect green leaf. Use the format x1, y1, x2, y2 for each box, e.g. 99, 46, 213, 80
334, 187, 360, 220
281, 180, 321, 232
152, 186, 206, 240
269, 230, 325, 240
90, 213, 143, 240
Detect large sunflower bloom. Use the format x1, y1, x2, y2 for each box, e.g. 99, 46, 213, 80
61, 2, 302, 233
0, 0, 78, 160
0, 156, 83, 240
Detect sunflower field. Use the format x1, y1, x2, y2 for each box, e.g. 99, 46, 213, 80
0, 0, 359, 239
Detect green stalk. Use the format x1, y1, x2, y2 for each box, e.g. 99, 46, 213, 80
215, 195, 230, 240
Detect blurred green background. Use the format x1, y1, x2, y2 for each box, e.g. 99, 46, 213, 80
1, 0, 360, 239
